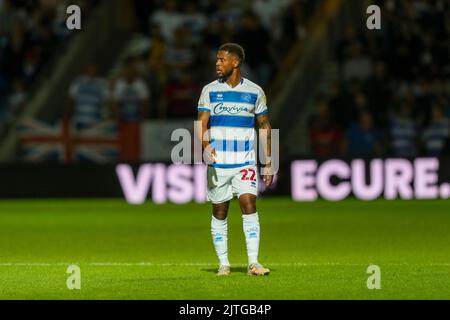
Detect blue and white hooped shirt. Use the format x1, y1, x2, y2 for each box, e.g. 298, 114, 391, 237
197, 78, 269, 168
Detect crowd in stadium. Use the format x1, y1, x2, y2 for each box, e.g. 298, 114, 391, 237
308, 0, 450, 157
58, 0, 322, 129
3, 0, 449, 160
0, 0, 95, 132
1, 0, 321, 132
130, 0, 321, 120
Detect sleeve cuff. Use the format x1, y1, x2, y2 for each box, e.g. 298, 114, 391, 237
256, 110, 268, 116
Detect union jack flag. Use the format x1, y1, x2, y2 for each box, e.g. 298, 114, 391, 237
17, 119, 120, 163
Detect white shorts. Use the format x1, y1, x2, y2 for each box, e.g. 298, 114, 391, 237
207, 164, 259, 204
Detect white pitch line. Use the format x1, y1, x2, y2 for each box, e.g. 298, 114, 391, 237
0, 263, 70, 267
0, 262, 450, 267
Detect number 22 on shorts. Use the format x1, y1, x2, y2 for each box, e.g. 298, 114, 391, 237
240, 169, 256, 181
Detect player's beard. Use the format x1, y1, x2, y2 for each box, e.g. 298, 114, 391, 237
217, 68, 233, 82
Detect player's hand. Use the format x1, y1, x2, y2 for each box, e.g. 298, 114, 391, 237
262, 164, 274, 187
203, 144, 217, 164
262, 175, 273, 188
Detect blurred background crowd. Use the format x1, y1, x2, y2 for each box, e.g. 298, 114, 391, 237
0, 0, 321, 130
0, 0, 97, 131
308, 0, 450, 158
106, 0, 321, 122
0, 0, 449, 163
132, 0, 320, 120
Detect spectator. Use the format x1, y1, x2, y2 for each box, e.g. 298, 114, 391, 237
413, 78, 436, 126
180, 1, 207, 44
65, 64, 109, 129
344, 111, 382, 157
342, 43, 373, 81
422, 104, 450, 156
149, 0, 184, 42
308, 98, 344, 157
112, 57, 150, 123
336, 24, 364, 65
353, 91, 369, 116
279, 0, 304, 54
338, 81, 368, 128
363, 61, 391, 126
160, 71, 199, 119
148, 23, 166, 77
164, 26, 195, 76
234, 11, 273, 87
389, 102, 419, 157
208, 0, 242, 31
8, 77, 26, 115
251, 0, 291, 37
327, 81, 353, 129
21, 48, 42, 86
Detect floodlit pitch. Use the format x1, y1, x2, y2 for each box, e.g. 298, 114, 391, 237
0, 198, 449, 299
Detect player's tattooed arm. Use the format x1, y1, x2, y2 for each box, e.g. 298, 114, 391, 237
257, 115, 271, 130
256, 114, 273, 187
197, 110, 216, 163
256, 114, 272, 160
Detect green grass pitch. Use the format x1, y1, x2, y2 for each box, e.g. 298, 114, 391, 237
0, 197, 449, 299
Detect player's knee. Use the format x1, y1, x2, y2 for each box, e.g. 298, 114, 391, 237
213, 211, 227, 220
213, 202, 229, 220
239, 194, 257, 214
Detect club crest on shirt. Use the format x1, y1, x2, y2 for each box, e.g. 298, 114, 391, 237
242, 93, 252, 103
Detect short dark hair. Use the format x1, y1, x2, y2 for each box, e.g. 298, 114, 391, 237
218, 43, 245, 65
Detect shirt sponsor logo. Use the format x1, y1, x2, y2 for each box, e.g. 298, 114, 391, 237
214, 103, 250, 115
